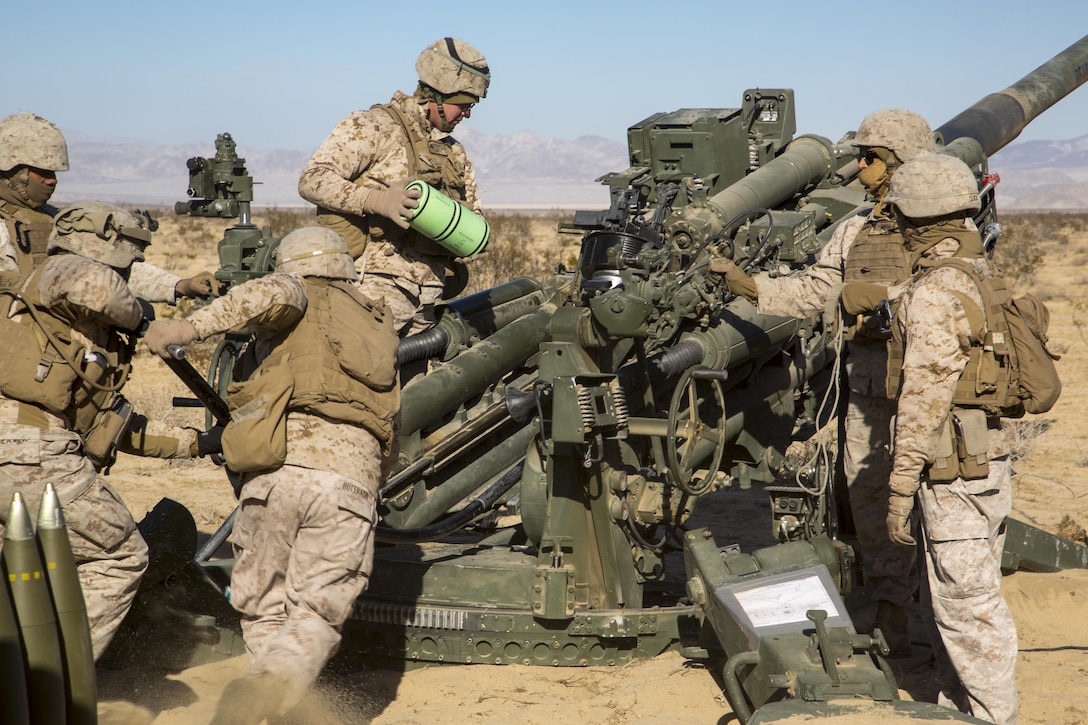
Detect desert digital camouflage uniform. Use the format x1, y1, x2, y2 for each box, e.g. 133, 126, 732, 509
298, 90, 480, 337
0, 112, 206, 302
148, 231, 397, 720
0, 215, 185, 302
889, 243, 1017, 725
753, 210, 917, 619
0, 251, 198, 660
742, 111, 939, 652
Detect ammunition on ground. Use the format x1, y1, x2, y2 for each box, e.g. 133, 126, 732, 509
0, 548, 31, 725
37, 483, 96, 725
3, 490, 67, 724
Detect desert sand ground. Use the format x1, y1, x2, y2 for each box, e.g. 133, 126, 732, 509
93, 209, 1088, 725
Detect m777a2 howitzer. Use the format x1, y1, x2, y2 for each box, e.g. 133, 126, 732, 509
92, 33, 1088, 725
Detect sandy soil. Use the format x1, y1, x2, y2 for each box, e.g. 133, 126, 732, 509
93, 213, 1088, 725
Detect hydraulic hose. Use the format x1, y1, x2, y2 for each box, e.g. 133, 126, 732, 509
375, 462, 523, 544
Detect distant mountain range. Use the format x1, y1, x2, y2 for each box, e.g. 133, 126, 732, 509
55, 129, 1088, 211
986, 136, 1088, 210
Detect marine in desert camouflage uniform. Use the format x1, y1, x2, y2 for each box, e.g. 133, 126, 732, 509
298, 37, 490, 340
0, 202, 210, 660
884, 154, 1017, 725
0, 111, 220, 301
145, 227, 400, 723
710, 109, 937, 654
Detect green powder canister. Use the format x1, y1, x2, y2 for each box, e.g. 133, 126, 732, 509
404, 180, 490, 257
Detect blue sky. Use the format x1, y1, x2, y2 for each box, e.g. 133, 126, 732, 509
6, 1, 1088, 152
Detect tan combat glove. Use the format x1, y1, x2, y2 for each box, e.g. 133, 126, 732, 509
708, 258, 758, 302
175, 271, 224, 298
145, 319, 199, 358
361, 183, 422, 230
887, 493, 917, 546
840, 282, 888, 316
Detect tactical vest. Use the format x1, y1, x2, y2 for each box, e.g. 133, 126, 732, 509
0, 265, 134, 466
0, 200, 55, 282
842, 216, 911, 342
258, 278, 401, 451
886, 258, 1018, 418
316, 99, 470, 259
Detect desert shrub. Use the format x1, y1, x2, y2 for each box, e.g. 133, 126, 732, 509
997, 211, 1088, 287
462, 210, 575, 293
1006, 417, 1051, 464
1072, 297, 1088, 349
252, 206, 316, 237
994, 213, 1045, 286
464, 239, 547, 294
487, 212, 533, 242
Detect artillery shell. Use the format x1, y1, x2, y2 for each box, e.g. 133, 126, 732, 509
38, 483, 96, 724
4, 491, 66, 725
0, 557, 31, 725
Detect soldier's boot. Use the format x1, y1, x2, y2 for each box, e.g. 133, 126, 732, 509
211, 672, 289, 725
875, 600, 912, 658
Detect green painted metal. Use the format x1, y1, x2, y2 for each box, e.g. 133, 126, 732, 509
92, 31, 1088, 725
1002, 516, 1088, 572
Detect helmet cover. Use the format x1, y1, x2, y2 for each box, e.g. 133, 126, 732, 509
276, 226, 357, 280
48, 201, 153, 269
885, 153, 981, 218
852, 108, 935, 162
416, 37, 490, 100
0, 112, 70, 172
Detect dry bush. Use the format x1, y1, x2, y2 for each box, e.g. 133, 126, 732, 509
144, 205, 580, 300
464, 210, 575, 293
251, 206, 316, 237
995, 213, 1046, 287
487, 211, 534, 241
1056, 514, 1088, 544
1006, 417, 1052, 464
1072, 297, 1088, 349
997, 211, 1088, 288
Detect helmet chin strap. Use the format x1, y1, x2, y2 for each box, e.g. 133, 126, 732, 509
417, 83, 456, 133
434, 101, 454, 133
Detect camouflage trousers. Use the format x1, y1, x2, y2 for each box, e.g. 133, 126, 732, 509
0, 424, 148, 661
359, 271, 444, 339
230, 456, 380, 713
843, 392, 916, 606
918, 455, 1017, 725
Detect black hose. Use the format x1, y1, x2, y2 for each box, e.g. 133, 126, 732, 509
397, 326, 449, 365
375, 462, 524, 544
617, 340, 704, 391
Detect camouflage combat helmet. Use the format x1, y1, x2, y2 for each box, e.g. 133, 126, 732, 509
48, 202, 153, 269
0, 112, 70, 173
276, 226, 357, 281
416, 37, 490, 101
884, 153, 981, 218
851, 108, 935, 162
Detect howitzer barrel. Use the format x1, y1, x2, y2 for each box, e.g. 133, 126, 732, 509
708, 136, 837, 223
400, 305, 555, 435
938, 33, 1088, 164
695, 304, 805, 372
667, 136, 837, 244
399, 278, 546, 365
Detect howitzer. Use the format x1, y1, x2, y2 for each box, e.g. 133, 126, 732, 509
117, 33, 1088, 725
175, 132, 281, 291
